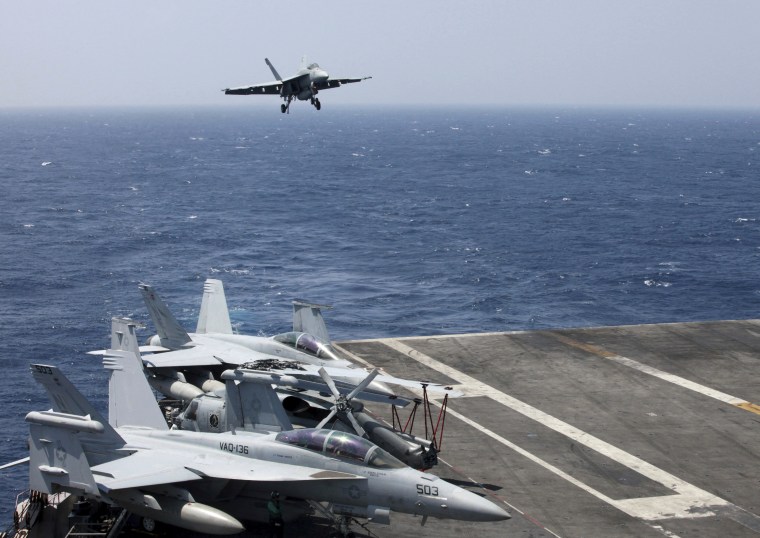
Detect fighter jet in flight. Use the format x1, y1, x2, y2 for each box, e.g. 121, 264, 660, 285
224, 57, 371, 113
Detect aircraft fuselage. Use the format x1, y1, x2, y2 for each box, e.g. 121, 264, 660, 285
117, 427, 509, 524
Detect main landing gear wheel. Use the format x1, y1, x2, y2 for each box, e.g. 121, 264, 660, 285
281, 103, 287, 114
141, 517, 156, 532
315, 98, 321, 110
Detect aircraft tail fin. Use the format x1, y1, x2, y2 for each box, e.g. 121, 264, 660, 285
196, 279, 233, 334
27, 364, 126, 496
138, 283, 192, 349
292, 300, 332, 343
265, 58, 283, 81
103, 318, 168, 430
221, 370, 293, 432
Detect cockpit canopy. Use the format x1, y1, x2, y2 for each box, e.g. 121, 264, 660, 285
307, 63, 320, 70
275, 428, 405, 469
273, 332, 342, 361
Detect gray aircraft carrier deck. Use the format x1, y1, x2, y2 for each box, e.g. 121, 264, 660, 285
327, 319, 760, 538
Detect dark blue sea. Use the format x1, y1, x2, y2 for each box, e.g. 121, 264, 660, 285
1, 106, 759, 522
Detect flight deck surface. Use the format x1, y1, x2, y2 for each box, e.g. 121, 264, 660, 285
327, 319, 760, 538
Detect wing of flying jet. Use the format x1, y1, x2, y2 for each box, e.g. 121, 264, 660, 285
314, 76, 372, 90
224, 81, 283, 95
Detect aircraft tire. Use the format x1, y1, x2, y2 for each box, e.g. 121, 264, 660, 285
141, 517, 157, 532
281, 104, 287, 113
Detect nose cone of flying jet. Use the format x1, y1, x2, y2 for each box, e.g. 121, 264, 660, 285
440, 487, 511, 522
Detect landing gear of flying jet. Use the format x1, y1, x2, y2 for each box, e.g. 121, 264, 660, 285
311, 97, 321, 110
281, 96, 294, 114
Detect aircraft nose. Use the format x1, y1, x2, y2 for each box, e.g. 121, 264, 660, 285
446, 487, 511, 522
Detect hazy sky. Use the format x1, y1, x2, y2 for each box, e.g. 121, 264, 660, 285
3, 1, 760, 110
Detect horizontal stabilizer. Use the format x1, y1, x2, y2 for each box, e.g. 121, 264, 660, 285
27, 365, 126, 496
30, 364, 124, 445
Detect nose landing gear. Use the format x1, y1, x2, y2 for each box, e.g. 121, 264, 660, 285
311, 97, 322, 111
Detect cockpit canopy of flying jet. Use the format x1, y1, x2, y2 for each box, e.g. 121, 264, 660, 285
276, 428, 406, 469
307, 63, 320, 70
273, 332, 343, 361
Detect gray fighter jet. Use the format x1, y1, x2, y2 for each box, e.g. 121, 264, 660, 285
108, 315, 441, 469
25, 323, 510, 535
131, 280, 446, 402
224, 57, 371, 113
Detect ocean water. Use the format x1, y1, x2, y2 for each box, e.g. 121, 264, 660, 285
1, 106, 759, 522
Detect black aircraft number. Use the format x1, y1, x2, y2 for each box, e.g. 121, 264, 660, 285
219, 442, 249, 455
416, 484, 439, 496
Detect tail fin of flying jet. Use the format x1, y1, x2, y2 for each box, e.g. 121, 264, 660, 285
196, 279, 233, 335
292, 300, 332, 343
138, 283, 192, 349
27, 364, 126, 496
103, 317, 169, 430
265, 58, 283, 81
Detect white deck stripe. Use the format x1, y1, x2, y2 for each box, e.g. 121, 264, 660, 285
547, 333, 752, 407
377, 339, 731, 521
608, 354, 747, 405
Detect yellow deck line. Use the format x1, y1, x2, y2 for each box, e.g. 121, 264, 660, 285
550, 332, 760, 416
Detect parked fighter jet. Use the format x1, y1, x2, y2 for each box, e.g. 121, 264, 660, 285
133, 279, 418, 401
137, 279, 353, 369
26, 324, 510, 535
110, 317, 440, 469
224, 57, 371, 113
